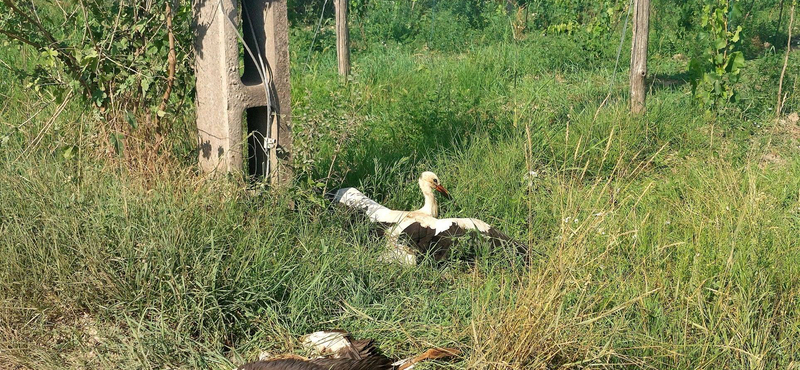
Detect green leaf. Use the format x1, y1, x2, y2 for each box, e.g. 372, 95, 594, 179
92, 89, 107, 107
715, 37, 727, 50
731, 26, 742, 43
59, 145, 79, 160
714, 8, 725, 24
42, 48, 58, 58
84, 49, 99, 67
141, 78, 151, 93
714, 53, 724, 66
110, 133, 125, 156
125, 111, 138, 129
728, 51, 745, 73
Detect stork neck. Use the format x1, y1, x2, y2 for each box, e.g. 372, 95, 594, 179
420, 187, 438, 217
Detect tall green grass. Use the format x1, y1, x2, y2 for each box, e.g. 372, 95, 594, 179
2, 5, 800, 369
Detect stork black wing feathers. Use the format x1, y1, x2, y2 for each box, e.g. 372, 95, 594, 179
309, 355, 394, 370
238, 338, 394, 370
399, 221, 452, 260
398, 220, 541, 260
330, 187, 545, 261
239, 357, 394, 370
238, 358, 326, 370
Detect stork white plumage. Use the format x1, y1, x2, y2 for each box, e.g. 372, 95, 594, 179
330, 172, 537, 265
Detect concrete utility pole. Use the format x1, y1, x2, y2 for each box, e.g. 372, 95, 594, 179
194, 0, 293, 184
335, 0, 351, 77
629, 0, 650, 114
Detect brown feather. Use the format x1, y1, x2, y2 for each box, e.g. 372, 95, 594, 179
238, 358, 327, 370
309, 354, 394, 370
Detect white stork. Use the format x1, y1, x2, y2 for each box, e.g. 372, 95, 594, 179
238, 330, 460, 370
330, 172, 538, 265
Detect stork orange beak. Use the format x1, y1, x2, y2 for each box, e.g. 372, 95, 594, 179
434, 184, 452, 200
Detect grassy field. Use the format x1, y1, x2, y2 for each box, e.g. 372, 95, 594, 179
2, 2, 800, 369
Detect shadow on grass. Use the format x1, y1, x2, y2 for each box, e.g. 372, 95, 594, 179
335, 104, 501, 195
649, 71, 690, 93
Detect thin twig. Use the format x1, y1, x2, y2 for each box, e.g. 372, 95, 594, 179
777, 1, 795, 118
156, 0, 177, 131
321, 139, 344, 197
4, 99, 52, 130
16, 91, 73, 161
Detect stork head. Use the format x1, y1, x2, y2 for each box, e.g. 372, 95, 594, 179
419, 171, 451, 200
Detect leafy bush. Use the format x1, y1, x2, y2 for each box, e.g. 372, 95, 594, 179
534, 0, 626, 59
689, 0, 745, 111
0, 0, 194, 125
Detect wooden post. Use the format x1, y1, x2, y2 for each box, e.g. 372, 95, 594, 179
335, 0, 350, 77
629, 0, 650, 114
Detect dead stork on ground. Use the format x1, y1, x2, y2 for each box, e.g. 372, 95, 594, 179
238, 330, 460, 370
329, 172, 539, 265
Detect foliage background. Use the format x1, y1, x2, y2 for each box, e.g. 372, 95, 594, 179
1, 0, 799, 369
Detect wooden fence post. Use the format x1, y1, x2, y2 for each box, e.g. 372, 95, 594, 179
335, 0, 350, 77
630, 0, 650, 114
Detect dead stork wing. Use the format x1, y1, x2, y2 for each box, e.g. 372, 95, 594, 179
329, 188, 408, 224
239, 331, 459, 370
239, 356, 393, 370
307, 336, 394, 370
308, 355, 394, 370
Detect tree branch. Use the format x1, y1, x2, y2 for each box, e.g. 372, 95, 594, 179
1, 0, 93, 98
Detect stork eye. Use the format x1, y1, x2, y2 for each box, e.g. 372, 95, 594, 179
433, 178, 439, 184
